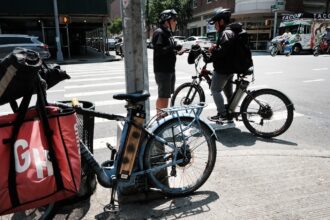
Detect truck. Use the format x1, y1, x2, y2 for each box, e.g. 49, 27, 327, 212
270, 13, 330, 54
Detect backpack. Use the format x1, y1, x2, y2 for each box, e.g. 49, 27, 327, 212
228, 23, 253, 74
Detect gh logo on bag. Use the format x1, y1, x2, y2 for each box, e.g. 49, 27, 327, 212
14, 139, 54, 179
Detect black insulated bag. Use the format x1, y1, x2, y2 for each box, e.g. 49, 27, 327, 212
0, 48, 42, 105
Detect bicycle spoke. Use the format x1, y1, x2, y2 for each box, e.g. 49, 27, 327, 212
144, 117, 216, 196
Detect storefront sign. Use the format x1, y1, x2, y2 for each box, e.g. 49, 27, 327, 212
282, 13, 303, 21
314, 13, 330, 20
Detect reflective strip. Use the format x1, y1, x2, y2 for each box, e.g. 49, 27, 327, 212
0, 65, 17, 97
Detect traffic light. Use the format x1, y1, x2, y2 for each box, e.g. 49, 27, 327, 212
59, 15, 70, 24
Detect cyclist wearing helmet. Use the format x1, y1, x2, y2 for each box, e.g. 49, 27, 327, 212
152, 9, 185, 116
207, 8, 236, 122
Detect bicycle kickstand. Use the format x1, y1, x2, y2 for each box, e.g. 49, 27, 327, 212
104, 182, 119, 213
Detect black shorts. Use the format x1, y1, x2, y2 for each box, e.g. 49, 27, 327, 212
154, 72, 175, 98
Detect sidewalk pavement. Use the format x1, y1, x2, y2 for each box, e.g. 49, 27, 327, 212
4, 126, 330, 220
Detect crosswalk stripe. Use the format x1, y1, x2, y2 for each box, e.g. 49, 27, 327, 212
65, 86, 157, 98
65, 82, 125, 89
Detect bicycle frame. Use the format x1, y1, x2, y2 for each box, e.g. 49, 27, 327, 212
58, 100, 216, 189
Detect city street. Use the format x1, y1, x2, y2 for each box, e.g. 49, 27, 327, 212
2, 51, 330, 219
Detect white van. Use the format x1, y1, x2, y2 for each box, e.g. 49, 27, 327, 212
270, 15, 330, 54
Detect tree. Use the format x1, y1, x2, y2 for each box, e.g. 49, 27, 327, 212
108, 17, 122, 35
146, 0, 193, 36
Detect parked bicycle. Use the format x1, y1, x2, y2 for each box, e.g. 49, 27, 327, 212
171, 50, 295, 138
21, 91, 217, 219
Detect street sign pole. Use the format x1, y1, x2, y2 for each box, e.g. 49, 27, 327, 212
121, 0, 149, 120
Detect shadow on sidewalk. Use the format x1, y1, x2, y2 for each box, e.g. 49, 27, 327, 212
95, 191, 219, 220
215, 128, 298, 148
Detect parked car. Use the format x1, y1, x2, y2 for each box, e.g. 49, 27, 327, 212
173, 36, 185, 47
106, 38, 117, 51
0, 34, 50, 60
182, 36, 212, 50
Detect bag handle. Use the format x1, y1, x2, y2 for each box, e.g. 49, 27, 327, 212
7, 93, 33, 207
35, 74, 64, 191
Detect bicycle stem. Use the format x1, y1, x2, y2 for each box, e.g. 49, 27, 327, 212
80, 141, 116, 188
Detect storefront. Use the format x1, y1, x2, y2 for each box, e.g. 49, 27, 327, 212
0, 0, 110, 58
232, 12, 274, 51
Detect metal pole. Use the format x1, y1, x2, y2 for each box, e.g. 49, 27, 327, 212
40, 21, 46, 43
273, 10, 278, 38
66, 24, 71, 59
121, 0, 150, 119
53, 0, 64, 62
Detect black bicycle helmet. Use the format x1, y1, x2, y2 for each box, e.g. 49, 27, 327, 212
208, 8, 231, 24
159, 9, 177, 23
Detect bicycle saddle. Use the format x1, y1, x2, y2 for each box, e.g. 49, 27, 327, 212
113, 90, 150, 103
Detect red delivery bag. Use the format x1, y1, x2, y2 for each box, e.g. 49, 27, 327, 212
0, 106, 81, 215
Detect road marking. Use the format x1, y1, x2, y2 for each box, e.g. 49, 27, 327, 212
303, 79, 325, 83
94, 95, 157, 107
47, 89, 65, 93
65, 86, 157, 98
67, 76, 124, 83
264, 71, 283, 75
65, 82, 125, 89
312, 68, 328, 71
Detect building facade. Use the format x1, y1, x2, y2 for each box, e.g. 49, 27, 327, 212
188, 0, 329, 51
188, 0, 235, 36
0, 0, 111, 58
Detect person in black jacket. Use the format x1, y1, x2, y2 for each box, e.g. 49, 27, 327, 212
207, 8, 236, 122
152, 9, 185, 116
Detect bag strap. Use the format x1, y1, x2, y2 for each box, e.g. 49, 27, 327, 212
35, 74, 64, 191
9, 101, 18, 113
7, 93, 33, 207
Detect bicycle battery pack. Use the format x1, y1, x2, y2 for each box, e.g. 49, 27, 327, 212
119, 111, 145, 180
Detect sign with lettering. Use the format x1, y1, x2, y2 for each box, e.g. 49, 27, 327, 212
314, 13, 330, 20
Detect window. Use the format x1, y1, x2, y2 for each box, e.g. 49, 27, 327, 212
0, 37, 32, 45
193, 0, 197, 8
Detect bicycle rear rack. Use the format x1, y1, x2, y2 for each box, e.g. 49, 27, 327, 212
147, 103, 207, 128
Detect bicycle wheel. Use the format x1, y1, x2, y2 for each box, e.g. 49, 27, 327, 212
143, 117, 216, 196
270, 46, 277, 56
170, 83, 205, 106
240, 89, 294, 138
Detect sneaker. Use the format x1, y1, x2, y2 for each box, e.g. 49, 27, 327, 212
208, 113, 233, 122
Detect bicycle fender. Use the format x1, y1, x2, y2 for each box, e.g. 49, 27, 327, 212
246, 88, 295, 110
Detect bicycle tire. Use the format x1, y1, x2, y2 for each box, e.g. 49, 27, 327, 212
143, 117, 216, 196
170, 83, 205, 107
240, 88, 294, 138
270, 46, 277, 56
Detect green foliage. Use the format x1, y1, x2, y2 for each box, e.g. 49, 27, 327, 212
146, 0, 193, 35
108, 17, 122, 35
